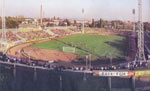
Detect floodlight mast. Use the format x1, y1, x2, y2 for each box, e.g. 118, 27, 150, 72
2, 0, 7, 42
132, 9, 136, 32
136, 0, 146, 62
40, 4, 43, 25
1, 0, 8, 54
82, 9, 85, 34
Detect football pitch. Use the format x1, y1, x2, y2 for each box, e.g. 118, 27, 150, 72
32, 34, 129, 59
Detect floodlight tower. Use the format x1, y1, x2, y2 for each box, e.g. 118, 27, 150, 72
132, 9, 136, 32
136, 0, 146, 61
82, 9, 85, 34
1, 0, 7, 42
40, 4, 43, 25
1, 0, 8, 53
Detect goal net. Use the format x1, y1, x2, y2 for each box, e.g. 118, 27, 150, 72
62, 46, 76, 53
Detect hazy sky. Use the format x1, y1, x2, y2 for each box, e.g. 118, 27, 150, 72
0, 0, 150, 21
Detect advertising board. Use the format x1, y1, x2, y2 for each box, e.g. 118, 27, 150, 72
135, 70, 150, 76
93, 71, 128, 77
93, 71, 135, 77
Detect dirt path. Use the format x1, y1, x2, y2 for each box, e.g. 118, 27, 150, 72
7, 42, 32, 58
23, 47, 78, 62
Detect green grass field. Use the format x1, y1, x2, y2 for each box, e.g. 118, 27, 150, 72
32, 34, 128, 59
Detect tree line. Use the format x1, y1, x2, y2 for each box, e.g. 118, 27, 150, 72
0, 17, 19, 29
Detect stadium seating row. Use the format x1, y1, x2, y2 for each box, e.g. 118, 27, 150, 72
17, 30, 51, 40
50, 29, 71, 36
0, 31, 21, 42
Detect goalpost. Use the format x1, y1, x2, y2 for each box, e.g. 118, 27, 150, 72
62, 46, 76, 53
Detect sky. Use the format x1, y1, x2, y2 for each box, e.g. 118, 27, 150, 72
0, 0, 150, 22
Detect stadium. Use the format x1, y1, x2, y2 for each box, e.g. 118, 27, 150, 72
5, 27, 136, 67
1, 0, 150, 90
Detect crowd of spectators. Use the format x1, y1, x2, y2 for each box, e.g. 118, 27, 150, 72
0, 53, 54, 69
69, 28, 81, 32
17, 30, 51, 40
0, 31, 21, 42
100, 29, 131, 35
0, 30, 52, 42
0, 28, 131, 43
0, 52, 148, 72
127, 61, 148, 70
50, 29, 71, 36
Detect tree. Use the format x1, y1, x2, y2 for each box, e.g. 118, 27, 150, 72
100, 19, 106, 28
59, 21, 65, 26
91, 18, 95, 27
100, 19, 104, 28
6, 17, 19, 28
65, 19, 71, 26
97, 19, 101, 28
46, 22, 50, 27
0, 17, 19, 29
74, 20, 77, 26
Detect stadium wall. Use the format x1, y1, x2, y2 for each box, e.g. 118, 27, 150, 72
0, 63, 150, 91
